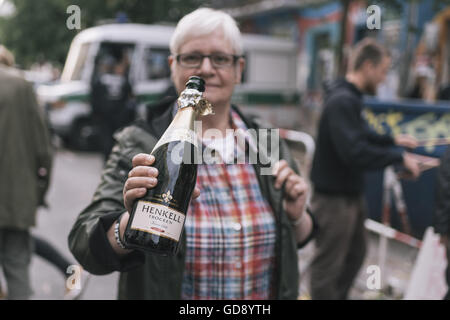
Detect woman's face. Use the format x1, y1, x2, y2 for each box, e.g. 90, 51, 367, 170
169, 30, 244, 109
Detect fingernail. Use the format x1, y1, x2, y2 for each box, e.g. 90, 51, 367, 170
149, 167, 158, 176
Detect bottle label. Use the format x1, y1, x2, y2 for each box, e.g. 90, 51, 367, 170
131, 200, 185, 242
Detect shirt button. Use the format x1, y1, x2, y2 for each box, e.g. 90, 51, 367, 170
232, 222, 242, 231
235, 262, 242, 269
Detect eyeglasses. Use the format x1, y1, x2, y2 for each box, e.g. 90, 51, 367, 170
176, 53, 241, 68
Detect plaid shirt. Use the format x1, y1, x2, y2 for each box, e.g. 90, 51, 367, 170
181, 110, 276, 300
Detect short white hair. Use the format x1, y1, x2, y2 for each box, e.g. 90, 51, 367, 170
170, 8, 243, 56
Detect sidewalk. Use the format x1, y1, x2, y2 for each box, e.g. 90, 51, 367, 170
298, 229, 419, 300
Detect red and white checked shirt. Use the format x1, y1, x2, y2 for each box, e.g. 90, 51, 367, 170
181, 110, 277, 300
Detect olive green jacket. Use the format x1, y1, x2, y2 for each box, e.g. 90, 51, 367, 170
0, 66, 53, 230
68, 98, 315, 299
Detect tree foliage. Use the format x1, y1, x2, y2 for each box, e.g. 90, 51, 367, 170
0, 0, 211, 68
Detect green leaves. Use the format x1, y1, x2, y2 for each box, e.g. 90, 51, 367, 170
0, 0, 210, 68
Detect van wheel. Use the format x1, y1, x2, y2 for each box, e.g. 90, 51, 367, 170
68, 119, 98, 151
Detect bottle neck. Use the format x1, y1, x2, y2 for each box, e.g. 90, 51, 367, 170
171, 106, 196, 130
151, 106, 197, 153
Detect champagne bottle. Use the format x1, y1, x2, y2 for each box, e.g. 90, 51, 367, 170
123, 76, 212, 256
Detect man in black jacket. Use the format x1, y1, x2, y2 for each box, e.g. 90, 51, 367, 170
434, 147, 450, 300
309, 38, 421, 300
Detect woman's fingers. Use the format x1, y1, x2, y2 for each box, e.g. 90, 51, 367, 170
126, 153, 201, 211
273, 160, 292, 189
192, 187, 201, 200
132, 153, 155, 167
128, 165, 159, 179
124, 187, 146, 213
124, 177, 158, 193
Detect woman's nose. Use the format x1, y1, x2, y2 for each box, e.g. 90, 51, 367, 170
197, 56, 215, 76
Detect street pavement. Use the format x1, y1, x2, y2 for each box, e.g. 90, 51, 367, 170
30, 149, 118, 300
298, 231, 419, 300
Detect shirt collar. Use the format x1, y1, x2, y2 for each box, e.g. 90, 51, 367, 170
170, 102, 259, 163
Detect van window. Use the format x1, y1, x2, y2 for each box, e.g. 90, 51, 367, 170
142, 48, 171, 80
92, 42, 135, 82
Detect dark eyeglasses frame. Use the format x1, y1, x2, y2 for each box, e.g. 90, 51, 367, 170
175, 53, 242, 68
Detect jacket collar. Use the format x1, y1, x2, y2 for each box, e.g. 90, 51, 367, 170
144, 96, 177, 138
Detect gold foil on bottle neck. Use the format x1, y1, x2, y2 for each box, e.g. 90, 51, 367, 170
195, 98, 213, 116
177, 88, 214, 116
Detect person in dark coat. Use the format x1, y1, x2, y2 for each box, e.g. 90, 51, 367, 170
309, 38, 421, 300
0, 59, 52, 300
91, 55, 134, 161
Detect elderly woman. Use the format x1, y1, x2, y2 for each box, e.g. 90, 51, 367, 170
69, 8, 315, 300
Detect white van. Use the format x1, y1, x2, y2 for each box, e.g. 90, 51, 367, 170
37, 23, 299, 150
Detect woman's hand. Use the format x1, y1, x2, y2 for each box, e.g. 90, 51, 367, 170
272, 160, 309, 221
123, 153, 201, 214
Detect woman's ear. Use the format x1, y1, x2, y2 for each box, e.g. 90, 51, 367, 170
168, 55, 176, 86
235, 56, 245, 84
168, 55, 175, 71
